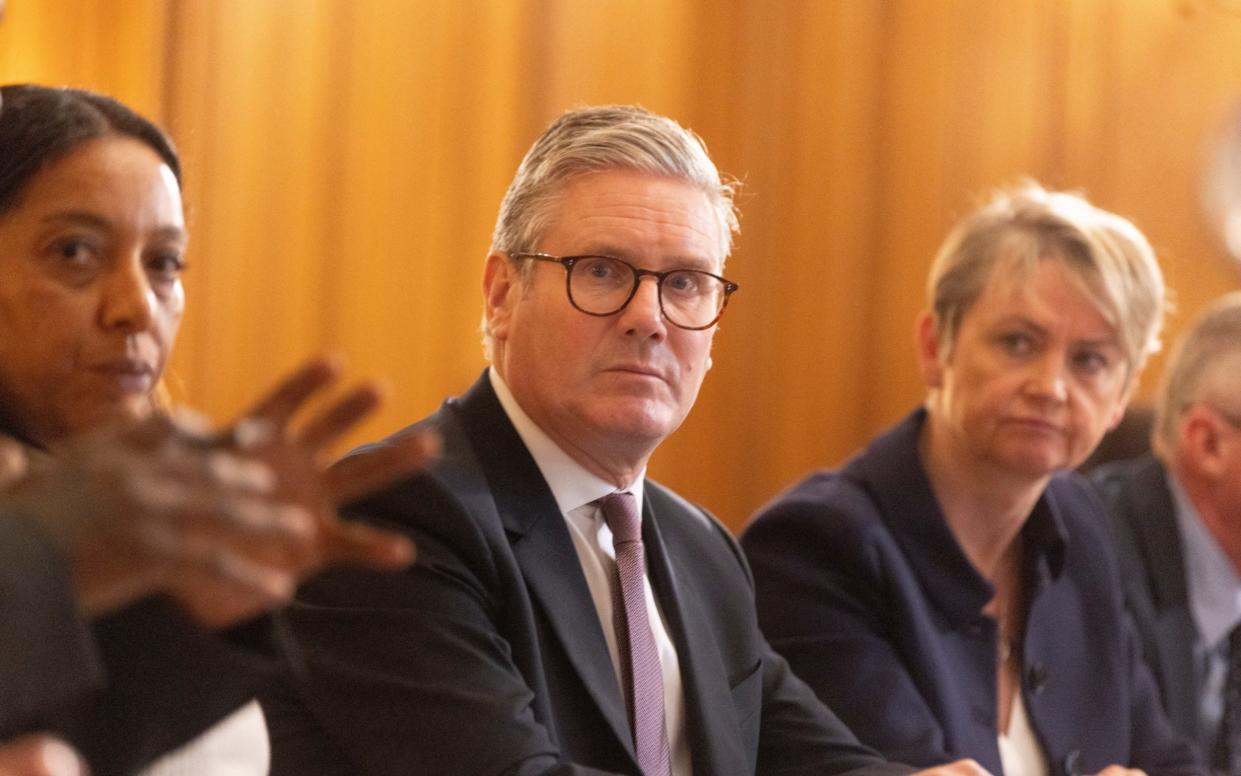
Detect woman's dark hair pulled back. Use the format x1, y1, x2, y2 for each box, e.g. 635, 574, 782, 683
0, 84, 181, 216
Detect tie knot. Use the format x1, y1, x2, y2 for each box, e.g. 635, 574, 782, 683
598, 491, 641, 544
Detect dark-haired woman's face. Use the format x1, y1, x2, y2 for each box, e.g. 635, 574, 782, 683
0, 136, 186, 445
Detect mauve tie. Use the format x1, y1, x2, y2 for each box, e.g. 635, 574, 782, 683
598, 491, 672, 776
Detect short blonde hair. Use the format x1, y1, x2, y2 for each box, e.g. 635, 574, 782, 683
1152, 291, 1241, 459
926, 181, 1165, 377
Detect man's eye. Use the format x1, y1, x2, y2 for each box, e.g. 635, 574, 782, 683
664, 272, 702, 294
583, 260, 618, 279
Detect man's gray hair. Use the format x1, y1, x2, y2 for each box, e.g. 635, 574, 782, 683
490, 105, 739, 260
482, 105, 739, 360
1153, 291, 1241, 459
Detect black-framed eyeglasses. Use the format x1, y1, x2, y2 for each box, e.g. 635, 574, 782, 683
510, 252, 739, 331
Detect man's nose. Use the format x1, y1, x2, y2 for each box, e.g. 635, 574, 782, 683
618, 276, 667, 339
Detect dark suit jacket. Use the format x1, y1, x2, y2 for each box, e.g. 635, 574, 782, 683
1, 500, 280, 774
1092, 454, 1201, 745
741, 409, 1202, 776
263, 374, 908, 776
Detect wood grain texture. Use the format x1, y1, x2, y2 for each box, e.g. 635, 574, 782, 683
4, 0, 1240, 531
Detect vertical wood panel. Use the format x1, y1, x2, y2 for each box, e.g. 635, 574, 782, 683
0, 0, 166, 115
6, 0, 1241, 531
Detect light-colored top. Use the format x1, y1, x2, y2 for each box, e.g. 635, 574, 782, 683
997, 689, 1049, 776
490, 368, 691, 775
1170, 470, 1241, 752
138, 699, 269, 776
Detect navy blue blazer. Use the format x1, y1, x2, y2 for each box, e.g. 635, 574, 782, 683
1092, 454, 1201, 747
264, 374, 908, 776
741, 409, 1202, 776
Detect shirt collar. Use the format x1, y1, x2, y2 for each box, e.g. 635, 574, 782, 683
1168, 469, 1241, 649
488, 367, 645, 517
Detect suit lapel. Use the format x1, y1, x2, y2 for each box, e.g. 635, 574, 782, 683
1126, 458, 1198, 733
452, 375, 635, 760
643, 487, 750, 776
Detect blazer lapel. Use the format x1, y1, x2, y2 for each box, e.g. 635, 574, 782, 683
642, 489, 751, 776
1126, 457, 1199, 733
452, 374, 635, 761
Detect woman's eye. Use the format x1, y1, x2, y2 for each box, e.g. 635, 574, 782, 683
1072, 349, 1110, 374
998, 332, 1033, 356
54, 239, 95, 265
147, 253, 186, 280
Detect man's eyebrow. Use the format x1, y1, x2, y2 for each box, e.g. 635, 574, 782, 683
575, 244, 716, 271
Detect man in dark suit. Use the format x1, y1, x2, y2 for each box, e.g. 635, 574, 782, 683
264, 106, 984, 776
1094, 291, 1241, 769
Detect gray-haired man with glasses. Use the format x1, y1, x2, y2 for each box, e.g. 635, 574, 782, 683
1095, 291, 1241, 773
266, 105, 985, 776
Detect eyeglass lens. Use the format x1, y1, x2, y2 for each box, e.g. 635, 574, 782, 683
568, 256, 726, 328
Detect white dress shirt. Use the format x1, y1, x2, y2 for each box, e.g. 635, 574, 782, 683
997, 690, 1050, 776
138, 700, 269, 776
490, 369, 691, 775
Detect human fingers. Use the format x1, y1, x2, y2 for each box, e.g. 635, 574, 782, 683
71, 491, 314, 619
324, 431, 440, 506
318, 518, 415, 570
0, 434, 27, 487
0, 735, 88, 776
294, 382, 383, 453
1091, 768, 1145, 776
236, 356, 342, 432
166, 562, 301, 628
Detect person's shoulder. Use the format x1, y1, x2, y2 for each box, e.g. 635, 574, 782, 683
1088, 453, 1164, 510
340, 401, 499, 545
746, 467, 884, 540
1047, 469, 1110, 532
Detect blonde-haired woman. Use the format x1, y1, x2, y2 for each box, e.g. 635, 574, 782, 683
743, 183, 1201, 776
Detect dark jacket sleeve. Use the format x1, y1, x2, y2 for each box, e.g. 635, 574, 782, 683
263, 479, 623, 776
1, 513, 281, 775
0, 516, 102, 731
741, 482, 955, 769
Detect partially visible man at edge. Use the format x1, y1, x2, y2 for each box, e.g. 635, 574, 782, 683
262, 105, 988, 775
1094, 291, 1241, 772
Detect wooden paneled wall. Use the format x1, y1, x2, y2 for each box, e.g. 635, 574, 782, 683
4, 0, 1241, 531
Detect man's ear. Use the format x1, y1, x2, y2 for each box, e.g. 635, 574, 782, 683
483, 251, 517, 343
914, 312, 944, 389
1181, 407, 1231, 481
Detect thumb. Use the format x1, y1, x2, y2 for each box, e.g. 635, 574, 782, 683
0, 435, 28, 488
0, 735, 88, 776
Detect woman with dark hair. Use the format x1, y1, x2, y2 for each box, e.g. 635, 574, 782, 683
0, 83, 435, 774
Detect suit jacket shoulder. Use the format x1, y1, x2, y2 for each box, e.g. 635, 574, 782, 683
268, 374, 906, 776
